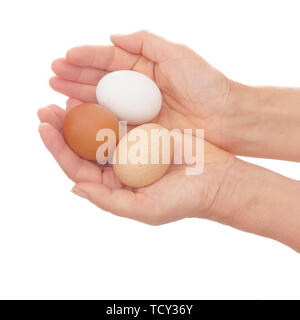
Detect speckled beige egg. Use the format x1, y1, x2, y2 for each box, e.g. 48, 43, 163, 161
113, 123, 173, 188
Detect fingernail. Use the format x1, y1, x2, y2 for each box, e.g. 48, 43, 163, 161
72, 186, 88, 199
38, 122, 48, 129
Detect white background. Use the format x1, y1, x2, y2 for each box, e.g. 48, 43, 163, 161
0, 0, 300, 299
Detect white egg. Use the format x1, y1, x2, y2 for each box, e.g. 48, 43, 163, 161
96, 70, 162, 125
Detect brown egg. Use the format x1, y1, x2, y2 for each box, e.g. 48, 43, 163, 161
113, 123, 173, 188
63, 103, 119, 161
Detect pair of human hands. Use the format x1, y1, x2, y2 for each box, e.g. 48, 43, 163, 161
38, 30, 247, 225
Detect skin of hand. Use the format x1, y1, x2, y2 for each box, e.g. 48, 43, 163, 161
50, 30, 300, 162
38, 99, 235, 226
38, 101, 300, 252
41, 30, 300, 251
49, 30, 231, 151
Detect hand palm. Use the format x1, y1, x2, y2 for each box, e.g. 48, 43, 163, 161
39, 31, 233, 224
50, 31, 230, 134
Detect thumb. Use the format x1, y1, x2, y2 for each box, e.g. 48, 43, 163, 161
71, 182, 150, 223
110, 30, 178, 62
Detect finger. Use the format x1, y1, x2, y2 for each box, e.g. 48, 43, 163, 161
37, 105, 64, 130
49, 76, 97, 102
47, 104, 65, 122
66, 98, 83, 112
39, 122, 101, 183
52, 58, 107, 85
102, 166, 123, 189
110, 30, 175, 62
66, 45, 140, 71
72, 182, 151, 223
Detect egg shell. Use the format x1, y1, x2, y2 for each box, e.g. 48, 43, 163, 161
96, 70, 162, 125
63, 103, 119, 161
113, 123, 173, 188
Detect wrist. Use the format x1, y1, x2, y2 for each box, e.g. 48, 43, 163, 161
211, 158, 300, 252
222, 81, 300, 161
220, 81, 264, 155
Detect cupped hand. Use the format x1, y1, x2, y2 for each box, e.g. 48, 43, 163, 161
38, 99, 235, 225
50, 30, 231, 148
